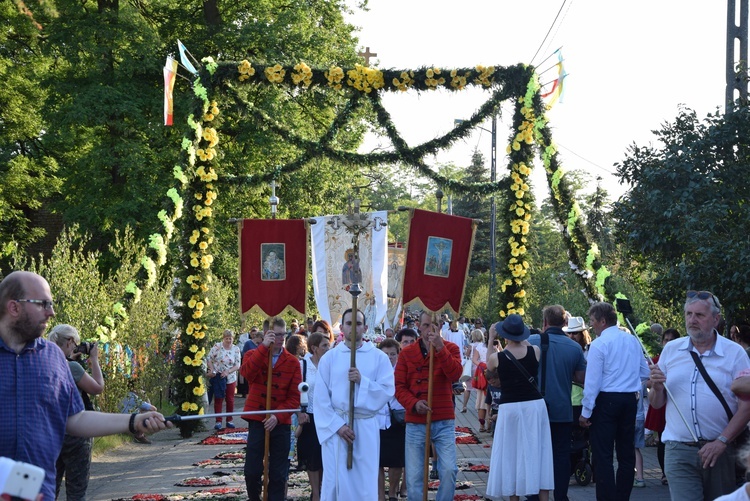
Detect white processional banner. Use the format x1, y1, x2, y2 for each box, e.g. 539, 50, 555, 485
310, 211, 388, 332
386, 247, 406, 329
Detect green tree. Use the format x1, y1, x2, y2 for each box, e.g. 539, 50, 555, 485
614, 105, 750, 323
0, 1, 61, 264
452, 150, 493, 276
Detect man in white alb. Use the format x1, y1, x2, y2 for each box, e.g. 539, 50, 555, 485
314, 308, 395, 500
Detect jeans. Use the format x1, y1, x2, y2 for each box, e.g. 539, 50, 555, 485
405, 420, 457, 501
589, 392, 636, 501
664, 440, 736, 501
245, 420, 291, 501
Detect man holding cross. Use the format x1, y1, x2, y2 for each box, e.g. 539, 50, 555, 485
314, 308, 395, 499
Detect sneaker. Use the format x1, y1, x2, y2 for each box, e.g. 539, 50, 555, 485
214, 423, 222, 430
226, 422, 236, 429
133, 433, 151, 444
633, 479, 646, 488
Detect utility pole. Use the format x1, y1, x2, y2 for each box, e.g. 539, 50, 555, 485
726, 0, 749, 111
488, 114, 497, 315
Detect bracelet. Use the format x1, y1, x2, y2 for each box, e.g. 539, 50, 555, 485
129, 412, 138, 435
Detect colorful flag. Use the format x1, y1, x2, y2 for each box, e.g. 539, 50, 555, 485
163, 56, 178, 126
177, 39, 198, 75
310, 211, 388, 331
402, 209, 477, 316
541, 50, 567, 108
239, 219, 309, 318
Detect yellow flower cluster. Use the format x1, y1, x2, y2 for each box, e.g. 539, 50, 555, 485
291, 62, 313, 87
449, 69, 470, 90
182, 347, 206, 367
475, 65, 495, 87
195, 166, 218, 182
325, 66, 344, 90
181, 401, 200, 412
204, 101, 220, 122
424, 68, 446, 89
192, 203, 213, 221
392, 71, 415, 92
202, 128, 219, 148
196, 148, 215, 161
346, 64, 384, 93
238, 60, 256, 81
265, 64, 286, 84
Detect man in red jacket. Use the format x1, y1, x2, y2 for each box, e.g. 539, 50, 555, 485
395, 312, 463, 501
241, 318, 302, 501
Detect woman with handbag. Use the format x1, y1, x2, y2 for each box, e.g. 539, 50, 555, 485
469, 329, 490, 431
485, 315, 553, 501
378, 338, 406, 501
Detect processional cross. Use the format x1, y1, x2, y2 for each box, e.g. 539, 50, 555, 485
327, 198, 377, 469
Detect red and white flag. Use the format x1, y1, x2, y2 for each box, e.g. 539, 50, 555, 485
163, 56, 178, 126
239, 219, 309, 318
402, 209, 477, 316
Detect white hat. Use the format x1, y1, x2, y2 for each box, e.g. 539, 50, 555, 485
563, 316, 588, 333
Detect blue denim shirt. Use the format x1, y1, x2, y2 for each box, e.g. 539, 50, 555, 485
0, 336, 84, 500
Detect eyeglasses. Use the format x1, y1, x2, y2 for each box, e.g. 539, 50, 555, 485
686, 290, 720, 309
15, 299, 55, 311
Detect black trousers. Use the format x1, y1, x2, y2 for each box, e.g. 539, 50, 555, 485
590, 392, 637, 501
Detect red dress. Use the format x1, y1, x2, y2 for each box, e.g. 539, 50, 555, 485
643, 355, 666, 432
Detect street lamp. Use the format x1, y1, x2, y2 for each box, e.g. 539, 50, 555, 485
454, 115, 497, 313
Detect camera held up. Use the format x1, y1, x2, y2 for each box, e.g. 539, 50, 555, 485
74, 341, 96, 355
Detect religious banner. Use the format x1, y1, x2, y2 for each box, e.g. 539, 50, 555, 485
311, 211, 388, 331
402, 209, 477, 316
239, 219, 308, 318
386, 245, 406, 329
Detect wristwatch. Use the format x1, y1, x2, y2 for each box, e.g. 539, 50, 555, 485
717, 435, 729, 445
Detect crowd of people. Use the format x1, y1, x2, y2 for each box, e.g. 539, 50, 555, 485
5, 269, 750, 501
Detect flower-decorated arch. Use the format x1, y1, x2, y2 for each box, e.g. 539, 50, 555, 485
94, 57, 616, 436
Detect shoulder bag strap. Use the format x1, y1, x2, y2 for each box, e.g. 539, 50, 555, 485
689, 351, 733, 421
504, 349, 543, 398
540, 332, 549, 397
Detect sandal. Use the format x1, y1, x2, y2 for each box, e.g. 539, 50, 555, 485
461, 407, 467, 413
479, 425, 486, 433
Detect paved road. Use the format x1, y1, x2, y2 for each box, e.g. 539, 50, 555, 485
78, 393, 671, 500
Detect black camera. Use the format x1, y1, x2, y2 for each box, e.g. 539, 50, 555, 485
74, 341, 96, 355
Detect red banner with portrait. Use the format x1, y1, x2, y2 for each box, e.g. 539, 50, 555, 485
239, 219, 308, 318
401, 209, 477, 316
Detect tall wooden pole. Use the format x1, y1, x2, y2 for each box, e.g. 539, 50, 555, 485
262, 325, 274, 501
422, 312, 438, 501
347, 283, 361, 469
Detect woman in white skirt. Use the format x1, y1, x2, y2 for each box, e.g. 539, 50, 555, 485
485, 314, 553, 501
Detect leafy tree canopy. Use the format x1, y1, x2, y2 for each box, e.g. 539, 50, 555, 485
614, 105, 750, 322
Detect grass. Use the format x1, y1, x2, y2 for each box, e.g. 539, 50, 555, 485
91, 399, 178, 457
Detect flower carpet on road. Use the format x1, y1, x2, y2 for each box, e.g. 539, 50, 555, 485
198, 429, 248, 445
427, 480, 473, 490
457, 460, 489, 472
113, 487, 245, 500
455, 426, 480, 445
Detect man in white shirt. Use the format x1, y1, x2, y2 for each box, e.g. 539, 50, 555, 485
579, 301, 649, 501
649, 291, 750, 500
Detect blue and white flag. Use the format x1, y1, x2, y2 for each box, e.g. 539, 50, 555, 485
177, 39, 198, 75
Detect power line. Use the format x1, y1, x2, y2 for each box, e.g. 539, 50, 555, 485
555, 142, 616, 175
529, 0, 571, 65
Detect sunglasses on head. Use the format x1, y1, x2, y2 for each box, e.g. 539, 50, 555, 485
687, 290, 720, 309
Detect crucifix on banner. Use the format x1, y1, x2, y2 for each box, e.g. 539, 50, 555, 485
327, 198, 386, 470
